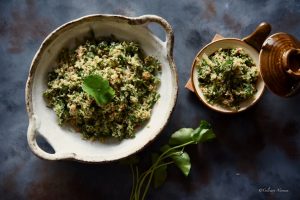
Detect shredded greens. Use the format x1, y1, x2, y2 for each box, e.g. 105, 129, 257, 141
44, 39, 161, 140
197, 48, 258, 109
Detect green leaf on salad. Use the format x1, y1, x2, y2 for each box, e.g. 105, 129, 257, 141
82, 74, 115, 105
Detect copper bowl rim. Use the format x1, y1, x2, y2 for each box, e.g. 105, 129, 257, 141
191, 38, 265, 114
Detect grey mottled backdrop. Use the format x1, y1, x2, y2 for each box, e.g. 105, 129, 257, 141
0, 0, 300, 200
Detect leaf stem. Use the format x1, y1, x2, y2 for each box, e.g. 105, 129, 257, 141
129, 120, 216, 200
141, 161, 174, 200
160, 141, 193, 161
133, 141, 194, 200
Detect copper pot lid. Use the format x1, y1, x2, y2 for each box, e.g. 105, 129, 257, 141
260, 33, 300, 97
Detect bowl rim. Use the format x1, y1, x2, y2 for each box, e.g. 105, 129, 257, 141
25, 14, 178, 162
191, 38, 265, 114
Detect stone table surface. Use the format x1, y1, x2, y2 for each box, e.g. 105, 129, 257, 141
1, 0, 300, 200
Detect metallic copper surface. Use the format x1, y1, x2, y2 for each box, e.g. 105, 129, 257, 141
260, 33, 300, 96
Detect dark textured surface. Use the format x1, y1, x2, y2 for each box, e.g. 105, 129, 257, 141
1, 0, 300, 200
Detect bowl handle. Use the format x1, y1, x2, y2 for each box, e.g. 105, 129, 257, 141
134, 15, 174, 59
282, 48, 300, 79
242, 22, 271, 51
27, 115, 74, 160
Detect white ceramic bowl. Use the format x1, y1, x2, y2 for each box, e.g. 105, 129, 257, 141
26, 14, 178, 162
191, 39, 265, 113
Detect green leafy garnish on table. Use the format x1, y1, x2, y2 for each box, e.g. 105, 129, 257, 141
128, 120, 216, 200
82, 74, 115, 105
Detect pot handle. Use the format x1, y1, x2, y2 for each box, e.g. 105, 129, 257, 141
282, 48, 300, 79
27, 115, 74, 160
133, 15, 174, 59
242, 22, 272, 51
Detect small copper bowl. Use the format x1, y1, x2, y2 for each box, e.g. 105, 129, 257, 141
191, 23, 271, 113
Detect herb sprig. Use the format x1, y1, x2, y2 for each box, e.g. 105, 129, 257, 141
128, 120, 216, 200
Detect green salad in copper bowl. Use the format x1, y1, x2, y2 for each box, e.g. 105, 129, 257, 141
191, 38, 265, 113
196, 48, 259, 110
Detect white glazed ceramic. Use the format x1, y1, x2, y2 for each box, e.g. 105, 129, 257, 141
191, 39, 265, 113
26, 14, 178, 162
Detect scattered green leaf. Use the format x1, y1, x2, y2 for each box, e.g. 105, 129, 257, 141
161, 145, 191, 176
129, 120, 216, 200
193, 120, 216, 143
171, 151, 191, 176
169, 128, 194, 145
